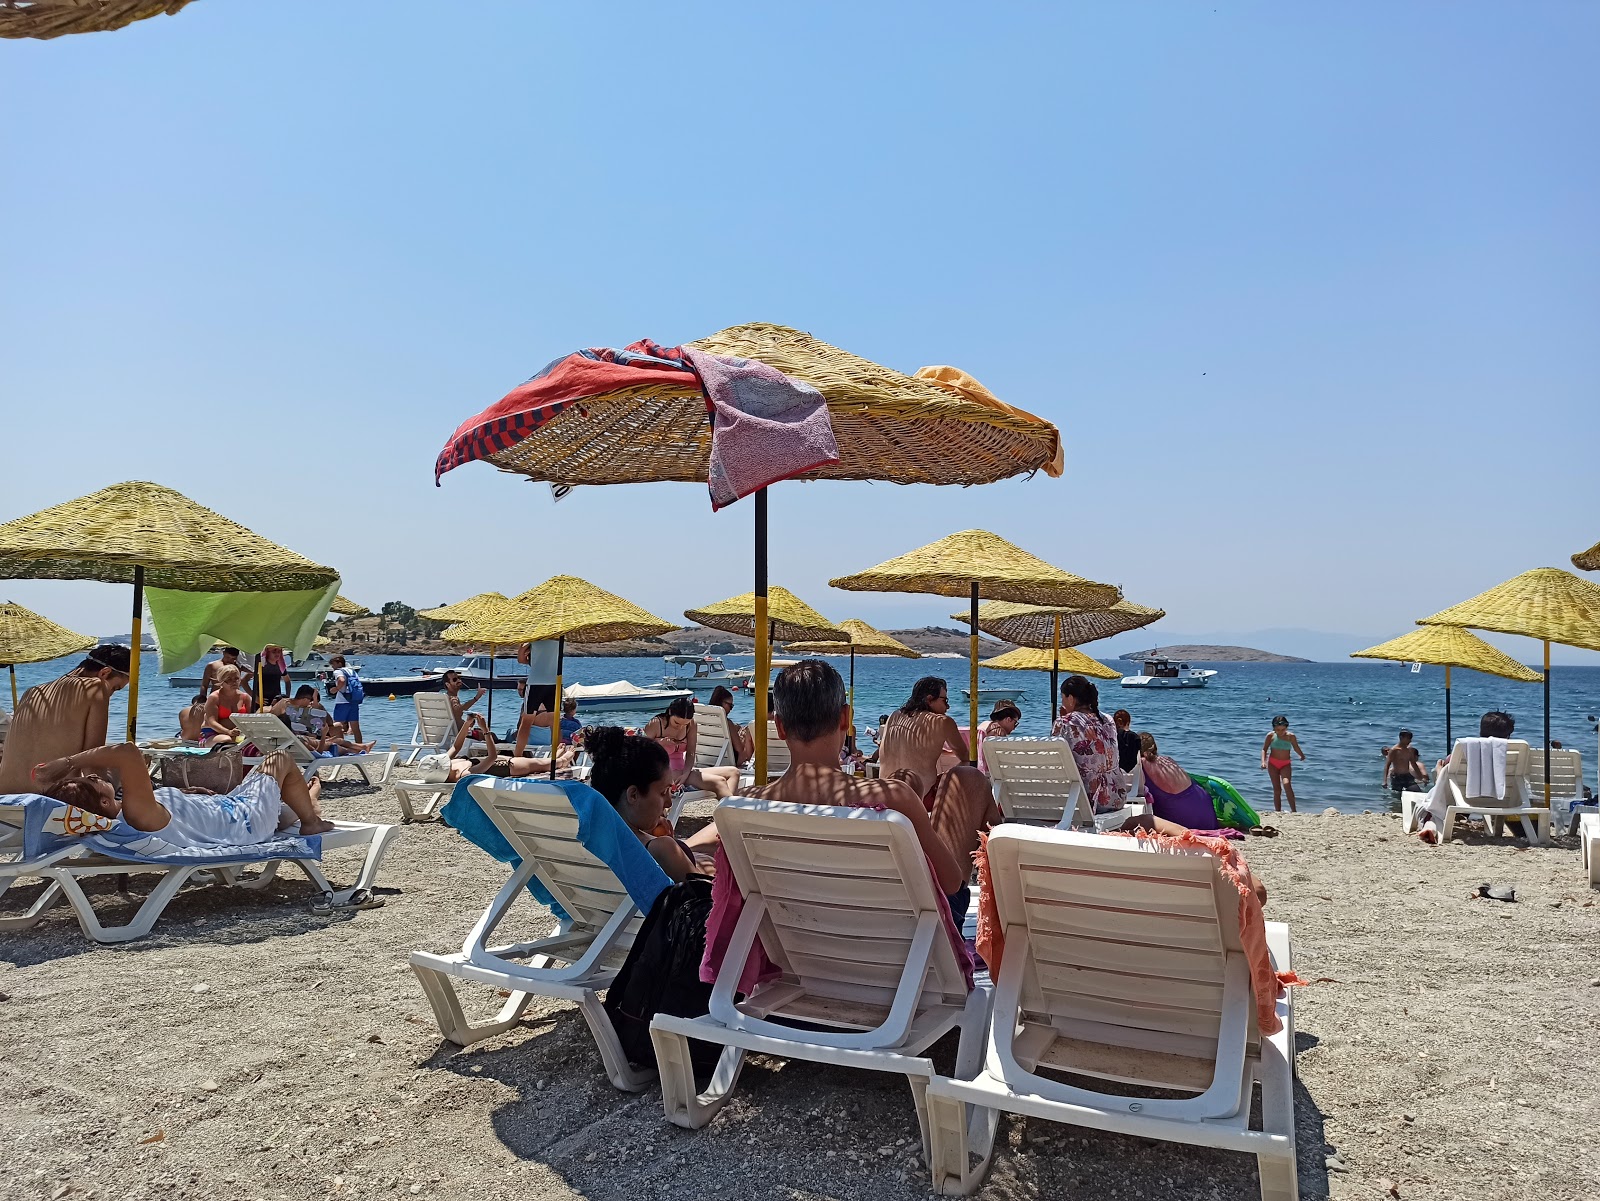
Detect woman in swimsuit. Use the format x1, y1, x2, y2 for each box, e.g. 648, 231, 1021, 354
199, 665, 251, 746
586, 726, 715, 882
707, 685, 753, 767
1261, 715, 1305, 812
639, 697, 740, 799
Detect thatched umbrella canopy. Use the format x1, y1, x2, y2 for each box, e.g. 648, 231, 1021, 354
0, 0, 197, 40
0, 482, 338, 738
685, 587, 844, 644
1351, 625, 1542, 747
786, 618, 919, 717
329, 595, 369, 618
1573, 540, 1600, 572
830, 531, 1120, 758
980, 645, 1122, 681
0, 601, 97, 707
433, 322, 1064, 784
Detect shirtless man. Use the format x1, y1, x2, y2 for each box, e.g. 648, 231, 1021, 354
0, 645, 130, 793
178, 694, 207, 742
34, 742, 334, 839
280, 686, 373, 754
441, 670, 486, 727
879, 676, 997, 831
200, 665, 250, 745
200, 646, 243, 697
747, 660, 997, 920
1382, 729, 1428, 794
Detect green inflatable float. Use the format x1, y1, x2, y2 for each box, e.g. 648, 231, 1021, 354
1190, 772, 1262, 831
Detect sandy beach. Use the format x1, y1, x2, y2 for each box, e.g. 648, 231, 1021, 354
4, 780, 1598, 1201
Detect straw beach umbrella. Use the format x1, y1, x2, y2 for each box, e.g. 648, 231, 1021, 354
830, 530, 1121, 760
419, 592, 512, 723
1573, 541, 1600, 572
330, 595, 370, 618
442, 577, 677, 773
952, 598, 1165, 718
685, 587, 845, 645
0, 482, 339, 739
1419, 568, 1600, 803
1350, 625, 1542, 748
434, 323, 1063, 784
787, 618, 920, 720
0, 0, 197, 40
0, 602, 97, 709
980, 645, 1122, 681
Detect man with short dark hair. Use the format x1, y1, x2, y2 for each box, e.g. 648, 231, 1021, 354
1382, 729, 1428, 794
747, 659, 997, 924
1415, 710, 1519, 844
0, 645, 131, 793
200, 646, 242, 696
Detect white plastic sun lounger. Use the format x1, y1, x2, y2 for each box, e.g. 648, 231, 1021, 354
408, 779, 655, 1092
0, 805, 399, 944
650, 798, 989, 1163
693, 704, 739, 769
924, 825, 1298, 1199
1580, 813, 1599, 889
983, 738, 1141, 832
1528, 748, 1585, 835
1440, 740, 1546, 844
233, 713, 397, 786
402, 692, 477, 765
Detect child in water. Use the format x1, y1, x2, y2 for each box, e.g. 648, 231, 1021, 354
1260, 715, 1306, 812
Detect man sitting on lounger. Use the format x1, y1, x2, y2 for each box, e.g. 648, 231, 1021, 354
747, 659, 999, 924
278, 686, 374, 755
33, 742, 335, 841
0, 645, 130, 794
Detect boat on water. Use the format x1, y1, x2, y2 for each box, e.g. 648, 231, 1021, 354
167, 650, 355, 689
565, 681, 693, 712
355, 674, 441, 698
958, 687, 1027, 706
418, 654, 527, 689
660, 654, 755, 692
1120, 658, 1218, 689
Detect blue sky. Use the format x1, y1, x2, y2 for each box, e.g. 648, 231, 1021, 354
5, 2, 1597, 661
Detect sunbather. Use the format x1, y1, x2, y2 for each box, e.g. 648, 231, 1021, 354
749, 660, 997, 924
441, 669, 486, 727
200, 665, 253, 744
0, 645, 130, 794
177, 694, 207, 742
707, 685, 753, 766
585, 725, 715, 882
34, 742, 335, 840
280, 686, 374, 754
1136, 732, 1227, 830
640, 697, 740, 799
880, 676, 996, 830
431, 717, 572, 781
1414, 710, 1517, 844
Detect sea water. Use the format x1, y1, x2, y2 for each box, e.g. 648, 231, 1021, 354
12, 653, 1598, 814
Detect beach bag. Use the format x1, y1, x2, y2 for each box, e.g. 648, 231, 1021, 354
342, 669, 366, 706
603, 875, 717, 1070
158, 745, 245, 794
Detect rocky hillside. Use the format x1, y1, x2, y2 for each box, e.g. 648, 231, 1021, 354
1116, 644, 1311, 664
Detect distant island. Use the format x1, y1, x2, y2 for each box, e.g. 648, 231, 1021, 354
1117, 644, 1311, 664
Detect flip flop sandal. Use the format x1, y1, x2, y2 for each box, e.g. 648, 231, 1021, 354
1249, 825, 1280, 838
310, 891, 335, 916
338, 888, 386, 911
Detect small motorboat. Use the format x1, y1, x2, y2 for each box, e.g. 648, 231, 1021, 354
564, 681, 694, 712
958, 687, 1026, 706
659, 654, 755, 692
418, 653, 527, 689
1120, 658, 1218, 689
353, 674, 441, 698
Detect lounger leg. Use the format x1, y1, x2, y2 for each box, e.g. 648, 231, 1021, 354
924, 1089, 998, 1197
575, 992, 654, 1093
1256, 1051, 1300, 1201
293, 825, 399, 903
1443, 807, 1458, 842
51, 867, 196, 943
409, 959, 536, 1046
0, 877, 66, 931
234, 861, 284, 891
651, 1027, 744, 1129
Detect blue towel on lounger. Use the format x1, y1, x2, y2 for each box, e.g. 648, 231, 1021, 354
1, 794, 322, 865
439, 775, 670, 922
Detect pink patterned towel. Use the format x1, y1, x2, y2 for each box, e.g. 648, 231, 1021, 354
683, 349, 839, 510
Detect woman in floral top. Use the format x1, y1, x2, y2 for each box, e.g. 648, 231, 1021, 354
1052, 675, 1130, 814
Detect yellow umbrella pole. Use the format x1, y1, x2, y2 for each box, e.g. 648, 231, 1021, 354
968, 582, 980, 762
1050, 615, 1061, 729
127, 566, 144, 742
754, 490, 769, 786
550, 636, 564, 779
1444, 664, 1452, 748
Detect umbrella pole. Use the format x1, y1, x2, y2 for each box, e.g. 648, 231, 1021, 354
487, 644, 495, 733
754, 488, 769, 786
1444, 665, 1452, 749
848, 647, 855, 754
8, 664, 16, 709
551, 636, 564, 779
968, 582, 979, 762
126, 566, 144, 742
1544, 639, 1551, 806
1050, 616, 1061, 734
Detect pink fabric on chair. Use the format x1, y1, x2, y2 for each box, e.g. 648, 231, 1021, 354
683, 349, 839, 511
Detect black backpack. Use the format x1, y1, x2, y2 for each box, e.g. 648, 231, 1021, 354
603, 875, 718, 1070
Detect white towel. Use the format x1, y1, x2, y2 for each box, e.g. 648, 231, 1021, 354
1463, 737, 1508, 801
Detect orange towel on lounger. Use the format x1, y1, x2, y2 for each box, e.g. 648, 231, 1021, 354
974, 829, 1302, 1035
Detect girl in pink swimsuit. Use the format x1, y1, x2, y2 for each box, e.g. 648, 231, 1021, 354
639, 697, 740, 800
1261, 716, 1306, 812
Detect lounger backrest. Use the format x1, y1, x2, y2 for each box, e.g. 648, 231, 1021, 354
467, 779, 633, 932
231, 714, 314, 764
694, 704, 732, 769
1442, 739, 1533, 806
986, 825, 1244, 1061
1526, 748, 1584, 799
714, 797, 969, 1012
983, 738, 1085, 826
413, 693, 458, 747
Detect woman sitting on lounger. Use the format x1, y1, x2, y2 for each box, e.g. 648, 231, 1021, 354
586, 726, 715, 883
1136, 732, 1224, 830
640, 697, 740, 800
707, 685, 753, 767
199, 665, 251, 745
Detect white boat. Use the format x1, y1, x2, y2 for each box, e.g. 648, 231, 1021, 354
660, 654, 755, 691
565, 680, 694, 712
1120, 658, 1217, 689
418, 653, 527, 690
958, 687, 1026, 706
167, 650, 356, 689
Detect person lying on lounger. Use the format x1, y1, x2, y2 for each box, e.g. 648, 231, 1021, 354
33, 743, 335, 841
278, 686, 375, 755
431, 715, 573, 782
750, 659, 999, 926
